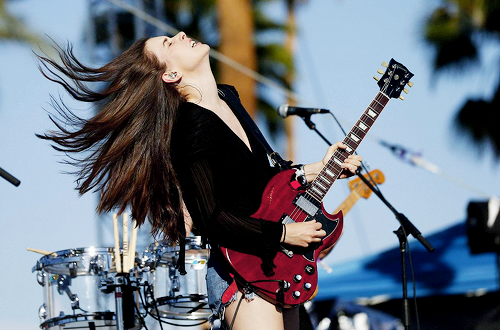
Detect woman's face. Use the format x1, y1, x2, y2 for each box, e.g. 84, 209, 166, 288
145, 32, 209, 76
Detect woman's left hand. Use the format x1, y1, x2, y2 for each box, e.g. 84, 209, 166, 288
322, 142, 362, 179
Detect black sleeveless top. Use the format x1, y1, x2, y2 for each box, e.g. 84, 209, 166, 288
170, 85, 283, 267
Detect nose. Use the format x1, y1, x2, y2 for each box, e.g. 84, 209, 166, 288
176, 31, 186, 40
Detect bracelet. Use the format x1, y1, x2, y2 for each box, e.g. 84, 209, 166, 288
281, 224, 287, 243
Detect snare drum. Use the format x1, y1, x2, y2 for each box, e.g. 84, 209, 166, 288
33, 247, 118, 329
143, 237, 210, 320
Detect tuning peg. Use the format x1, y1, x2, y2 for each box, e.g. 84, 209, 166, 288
399, 95, 405, 101
381, 61, 388, 68
403, 88, 409, 94
407, 81, 414, 87
373, 76, 380, 82
377, 68, 384, 74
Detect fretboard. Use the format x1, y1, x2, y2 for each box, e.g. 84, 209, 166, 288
306, 92, 390, 201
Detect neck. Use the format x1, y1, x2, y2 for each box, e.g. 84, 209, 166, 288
178, 66, 224, 109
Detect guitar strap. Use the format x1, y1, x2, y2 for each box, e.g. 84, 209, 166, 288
217, 84, 292, 171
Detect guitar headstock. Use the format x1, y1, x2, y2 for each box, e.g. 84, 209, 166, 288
374, 59, 414, 100
348, 169, 385, 199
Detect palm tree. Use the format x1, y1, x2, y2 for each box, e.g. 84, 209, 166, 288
92, 0, 293, 140
216, 0, 257, 116
424, 0, 500, 159
0, 0, 41, 44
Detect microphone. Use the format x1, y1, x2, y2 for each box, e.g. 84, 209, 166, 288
277, 104, 330, 118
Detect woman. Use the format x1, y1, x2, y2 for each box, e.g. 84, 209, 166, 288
37, 32, 362, 330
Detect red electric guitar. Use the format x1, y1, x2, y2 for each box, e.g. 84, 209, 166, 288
221, 59, 414, 306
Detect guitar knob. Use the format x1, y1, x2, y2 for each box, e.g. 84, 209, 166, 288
293, 274, 302, 283
303, 283, 312, 291
304, 265, 315, 275
292, 291, 301, 299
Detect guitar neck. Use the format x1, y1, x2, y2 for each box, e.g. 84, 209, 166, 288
333, 190, 361, 215
306, 92, 390, 202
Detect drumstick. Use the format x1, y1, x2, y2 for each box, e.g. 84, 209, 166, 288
26, 248, 57, 256
128, 219, 138, 271
113, 213, 122, 273
122, 212, 129, 272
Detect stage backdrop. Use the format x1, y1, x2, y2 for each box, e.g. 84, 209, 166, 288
315, 222, 499, 301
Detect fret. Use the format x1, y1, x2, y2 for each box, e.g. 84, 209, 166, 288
371, 98, 384, 107
317, 174, 331, 186
367, 108, 378, 118
324, 167, 335, 178
361, 114, 375, 126
352, 127, 366, 139
359, 119, 370, 129
349, 133, 360, 143
333, 157, 343, 166
358, 122, 368, 131
309, 186, 324, 199
315, 180, 328, 192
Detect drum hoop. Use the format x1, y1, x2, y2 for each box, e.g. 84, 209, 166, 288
34, 247, 115, 271
40, 311, 115, 328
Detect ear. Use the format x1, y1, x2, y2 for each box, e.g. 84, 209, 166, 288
162, 71, 182, 84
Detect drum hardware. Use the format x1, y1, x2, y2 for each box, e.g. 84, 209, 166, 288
37, 271, 45, 286
55, 274, 80, 310
68, 261, 77, 278
38, 303, 47, 320
100, 273, 140, 330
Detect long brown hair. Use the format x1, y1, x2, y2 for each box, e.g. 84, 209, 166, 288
36, 38, 185, 242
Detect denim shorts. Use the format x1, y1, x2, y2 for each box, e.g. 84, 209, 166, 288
206, 248, 255, 324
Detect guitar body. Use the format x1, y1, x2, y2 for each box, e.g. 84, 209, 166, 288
220, 58, 414, 306
220, 169, 344, 306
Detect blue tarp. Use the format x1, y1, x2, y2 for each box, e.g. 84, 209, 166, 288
315, 222, 499, 301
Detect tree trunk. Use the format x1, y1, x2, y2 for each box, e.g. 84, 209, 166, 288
284, 0, 297, 160
216, 0, 257, 117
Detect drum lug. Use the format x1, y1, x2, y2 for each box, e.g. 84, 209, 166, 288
90, 255, 106, 275
56, 275, 80, 310
38, 303, 47, 320
171, 275, 180, 292
37, 271, 46, 286
70, 294, 80, 310
68, 262, 77, 278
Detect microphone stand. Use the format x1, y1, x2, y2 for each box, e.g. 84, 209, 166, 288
0, 166, 20, 187
300, 114, 434, 330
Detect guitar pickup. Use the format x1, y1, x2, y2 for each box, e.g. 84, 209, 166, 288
280, 246, 294, 258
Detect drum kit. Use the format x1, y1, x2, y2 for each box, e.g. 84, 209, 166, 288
32, 237, 211, 330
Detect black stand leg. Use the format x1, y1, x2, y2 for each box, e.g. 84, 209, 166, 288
0, 166, 20, 186
395, 227, 411, 329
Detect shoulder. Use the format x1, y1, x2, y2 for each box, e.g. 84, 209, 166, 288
172, 102, 217, 152
176, 102, 215, 130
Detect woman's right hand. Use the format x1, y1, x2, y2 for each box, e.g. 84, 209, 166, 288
282, 220, 326, 247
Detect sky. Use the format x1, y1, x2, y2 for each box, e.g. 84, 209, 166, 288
1, 1, 499, 330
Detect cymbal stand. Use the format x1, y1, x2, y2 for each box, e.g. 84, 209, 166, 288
100, 272, 139, 330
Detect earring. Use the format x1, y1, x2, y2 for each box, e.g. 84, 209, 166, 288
168, 72, 177, 79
